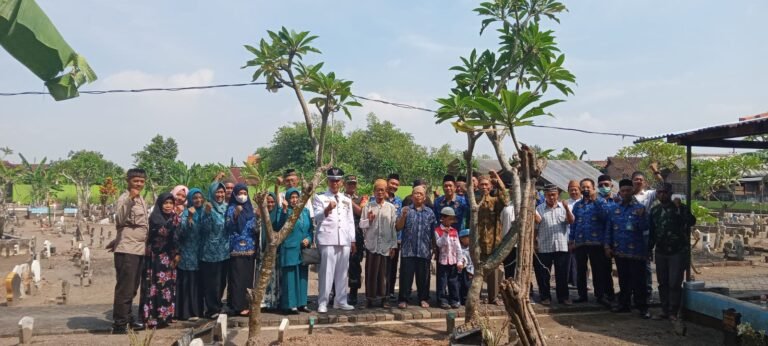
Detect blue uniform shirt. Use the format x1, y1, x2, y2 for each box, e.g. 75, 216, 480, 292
570, 197, 609, 247
434, 194, 468, 230
604, 200, 649, 259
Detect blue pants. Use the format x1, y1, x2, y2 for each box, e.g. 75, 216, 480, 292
458, 270, 471, 305
436, 264, 460, 305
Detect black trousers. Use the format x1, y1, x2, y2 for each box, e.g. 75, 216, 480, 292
175, 269, 203, 320
615, 257, 648, 310
348, 244, 364, 290
503, 247, 518, 279
436, 264, 460, 305
227, 255, 255, 312
200, 260, 227, 317
655, 251, 687, 316
533, 251, 569, 302
575, 245, 612, 300
387, 246, 400, 296
112, 253, 145, 327
398, 257, 430, 303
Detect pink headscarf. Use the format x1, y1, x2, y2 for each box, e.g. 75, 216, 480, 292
170, 185, 189, 206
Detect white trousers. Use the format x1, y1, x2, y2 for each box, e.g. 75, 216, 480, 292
317, 245, 350, 307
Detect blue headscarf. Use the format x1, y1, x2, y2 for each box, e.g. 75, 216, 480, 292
230, 183, 254, 230
185, 188, 205, 224
208, 181, 228, 217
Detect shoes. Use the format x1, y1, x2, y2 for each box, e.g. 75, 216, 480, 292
573, 297, 588, 303
596, 297, 611, 308
389, 293, 397, 301
348, 290, 358, 306
318, 305, 328, 313
561, 299, 573, 306
298, 306, 312, 313
451, 303, 461, 309
129, 322, 145, 331
285, 308, 299, 315
440, 302, 451, 309
611, 305, 631, 313
640, 310, 651, 319
334, 303, 355, 311
188, 317, 200, 322
540, 299, 551, 306
209, 313, 220, 319
111, 325, 128, 334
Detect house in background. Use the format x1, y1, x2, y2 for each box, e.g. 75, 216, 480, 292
447, 159, 607, 192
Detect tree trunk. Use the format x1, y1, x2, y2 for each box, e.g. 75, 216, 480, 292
246, 164, 330, 345
500, 145, 546, 345
463, 132, 483, 322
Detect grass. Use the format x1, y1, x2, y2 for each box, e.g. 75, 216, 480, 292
11, 184, 102, 205
696, 200, 768, 213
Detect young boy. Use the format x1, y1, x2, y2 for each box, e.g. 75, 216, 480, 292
457, 228, 474, 306
435, 207, 462, 309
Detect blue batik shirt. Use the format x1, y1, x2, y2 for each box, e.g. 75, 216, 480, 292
569, 197, 609, 248
399, 205, 436, 259
604, 200, 649, 260
434, 194, 468, 230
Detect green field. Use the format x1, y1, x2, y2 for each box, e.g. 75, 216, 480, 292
11, 184, 102, 205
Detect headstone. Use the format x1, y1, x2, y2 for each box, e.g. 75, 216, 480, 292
701, 232, 710, 251
107, 230, 112, 238
100, 227, 104, 236
75, 226, 82, 242
99, 236, 105, 247
89, 238, 94, 247
5, 272, 21, 305
15, 264, 30, 297
176, 328, 193, 346
214, 314, 228, 342
78, 242, 83, 250
61, 280, 70, 305
189, 339, 204, 346
31, 260, 41, 284
12, 244, 19, 256
82, 247, 90, 263
278, 318, 290, 343
70, 238, 76, 250
18, 316, 33, 345
733, 236, 745, 261
42, 241, 51, 259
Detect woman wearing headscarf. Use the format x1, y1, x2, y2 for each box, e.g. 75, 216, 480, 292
276, 188, 314, 314
140, 192, 180, 328
199, 182, 230, 319
260, 192, 283, 310
171, 185, 189, 215
359, 179, 398, 308
175, 188, 205, 321
226, 183, 259, 316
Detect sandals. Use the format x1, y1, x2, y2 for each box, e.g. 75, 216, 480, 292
398, 302, 408, 309
239, 309, 250, 316
420, 301, 430, 308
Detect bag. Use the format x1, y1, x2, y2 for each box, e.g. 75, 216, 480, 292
301, 247, 321, 265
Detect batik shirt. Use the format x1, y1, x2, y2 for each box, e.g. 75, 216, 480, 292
178, 208, 204, 270
386, 195, 404, 241
604, 200, 649, 259
399, 205, 436, 259
434, 194, 468, 230
569, 198, 609, 248
649, 203, 696, 256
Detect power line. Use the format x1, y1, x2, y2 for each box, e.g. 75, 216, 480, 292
0, 81, 641, 138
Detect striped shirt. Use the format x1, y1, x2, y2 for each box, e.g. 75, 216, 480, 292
535, 202, 570, 253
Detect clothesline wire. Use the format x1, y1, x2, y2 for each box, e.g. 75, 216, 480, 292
0, 81, 641, 138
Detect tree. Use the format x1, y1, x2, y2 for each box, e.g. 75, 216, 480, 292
98, 176, 118, 218
242, 27, 359, 344
692, 154, 764, 201
19, 154, 61, 225
243, 27, 361, 168
0, 147, 21, 237
616, 140, 686, 179
54, 150, 123, 217
132, 135, 179, 198
437, 1, 575, 343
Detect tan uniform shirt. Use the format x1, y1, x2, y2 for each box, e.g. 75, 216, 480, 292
114, 191, 149, 255
477, 185, 508, 256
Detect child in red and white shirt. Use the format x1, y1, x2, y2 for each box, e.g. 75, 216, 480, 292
435, 207, 461, 309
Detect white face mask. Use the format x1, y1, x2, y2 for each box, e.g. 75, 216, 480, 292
236, 195, 248, 204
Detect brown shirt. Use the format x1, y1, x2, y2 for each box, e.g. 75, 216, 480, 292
477, 185, 508, 256
114, 191, 149, 255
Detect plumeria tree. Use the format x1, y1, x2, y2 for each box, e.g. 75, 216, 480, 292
436, 1, 575, 344
242, 27, 359, 344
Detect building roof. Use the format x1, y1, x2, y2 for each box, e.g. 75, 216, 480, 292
635, 113, 768, 149
540, 160, 607, 191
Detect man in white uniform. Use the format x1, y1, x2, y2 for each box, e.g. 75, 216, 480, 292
313, 167, 357, 313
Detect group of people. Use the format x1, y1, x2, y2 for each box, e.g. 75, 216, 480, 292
108, 162, 695, 333
533, 169, 696, 321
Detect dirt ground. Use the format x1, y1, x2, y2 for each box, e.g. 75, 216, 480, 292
0, 312, 722, 345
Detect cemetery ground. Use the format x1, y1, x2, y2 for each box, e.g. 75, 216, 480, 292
1, 216, 767, 345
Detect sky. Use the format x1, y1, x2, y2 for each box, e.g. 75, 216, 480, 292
2, 0, 767, 168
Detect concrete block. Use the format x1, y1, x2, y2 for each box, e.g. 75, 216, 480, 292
18, 316, 33, 345
278, 318, 289, 343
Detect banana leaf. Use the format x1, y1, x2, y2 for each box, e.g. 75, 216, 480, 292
0, 0, 96, 100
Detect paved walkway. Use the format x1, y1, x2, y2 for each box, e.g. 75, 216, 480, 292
0, 298, 610, 337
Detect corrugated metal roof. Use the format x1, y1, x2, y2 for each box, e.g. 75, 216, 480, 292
635, 115, 768, 144
540, 160, 606, 191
